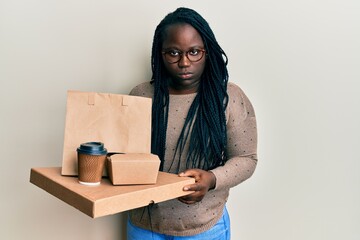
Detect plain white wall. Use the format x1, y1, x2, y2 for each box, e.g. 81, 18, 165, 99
1, 0, 359, 239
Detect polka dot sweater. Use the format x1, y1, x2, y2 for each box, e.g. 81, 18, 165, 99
128, 81, 258, 236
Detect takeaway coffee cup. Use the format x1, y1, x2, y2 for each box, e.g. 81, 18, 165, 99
77, 142, 107, 186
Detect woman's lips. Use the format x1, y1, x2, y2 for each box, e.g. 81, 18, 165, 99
178, 72, 193, 79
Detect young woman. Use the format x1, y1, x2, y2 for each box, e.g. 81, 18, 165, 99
128, 7, 257, 240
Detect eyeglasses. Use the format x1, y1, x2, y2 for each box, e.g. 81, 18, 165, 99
162, 48, 206, 64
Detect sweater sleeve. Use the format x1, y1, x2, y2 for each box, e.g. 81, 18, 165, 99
210, 83, 258, 190
129, 81, 154, 98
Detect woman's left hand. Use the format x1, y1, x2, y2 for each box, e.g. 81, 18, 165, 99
178, 169, 216, 204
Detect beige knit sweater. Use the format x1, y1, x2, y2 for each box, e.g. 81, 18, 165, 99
129, 81, 257, 236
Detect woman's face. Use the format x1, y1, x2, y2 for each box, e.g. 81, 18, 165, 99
161, 23, 206, 94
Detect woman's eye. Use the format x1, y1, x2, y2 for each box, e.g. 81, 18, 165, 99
169, 50, 180, 56
189, 49, 200, 56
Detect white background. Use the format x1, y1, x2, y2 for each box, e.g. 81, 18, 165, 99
1, 1, 359, 239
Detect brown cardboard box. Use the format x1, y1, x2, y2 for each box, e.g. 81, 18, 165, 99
107, 153, 160, 185
30, 167, 194, 218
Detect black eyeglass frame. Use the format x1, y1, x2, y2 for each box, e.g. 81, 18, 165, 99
161, 48, 206, 64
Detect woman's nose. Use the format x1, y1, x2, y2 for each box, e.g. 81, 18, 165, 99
178, 54, 191, 68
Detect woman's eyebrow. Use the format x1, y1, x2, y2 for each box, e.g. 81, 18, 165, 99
163, 45, 204, 51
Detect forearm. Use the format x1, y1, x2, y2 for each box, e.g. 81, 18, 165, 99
210, 154, 257, 190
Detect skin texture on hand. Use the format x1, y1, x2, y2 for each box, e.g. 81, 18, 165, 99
178, 169, 216, 204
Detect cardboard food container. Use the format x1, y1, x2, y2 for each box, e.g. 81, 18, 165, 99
107, 153, 160, 185
30, 167, 194, 218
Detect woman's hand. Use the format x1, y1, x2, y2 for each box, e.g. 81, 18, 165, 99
178, 169, 216, 204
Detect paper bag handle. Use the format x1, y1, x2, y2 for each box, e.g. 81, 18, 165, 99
87, 93, 129, 106
88, 93, 95, 105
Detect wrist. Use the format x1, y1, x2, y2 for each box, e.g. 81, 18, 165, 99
208, 171, 217, 190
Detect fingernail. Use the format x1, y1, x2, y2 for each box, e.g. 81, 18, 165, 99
183, 187, 189, 191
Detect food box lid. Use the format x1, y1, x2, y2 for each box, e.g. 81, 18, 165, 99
109, 153, 160, 163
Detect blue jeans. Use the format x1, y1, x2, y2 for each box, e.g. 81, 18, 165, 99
127, 207, 231, 240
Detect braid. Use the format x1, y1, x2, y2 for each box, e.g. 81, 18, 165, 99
151, 7, 229, 171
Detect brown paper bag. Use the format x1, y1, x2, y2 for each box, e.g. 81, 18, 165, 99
61, 90, 152, 176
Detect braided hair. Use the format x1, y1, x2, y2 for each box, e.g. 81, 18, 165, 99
151, 7, 229, 171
